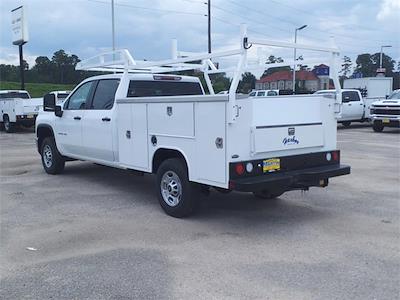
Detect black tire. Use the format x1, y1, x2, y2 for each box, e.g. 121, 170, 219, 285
156, 158, 199, 218
253, 190, 284, 199
40, 137, 65, 174
342, 121, 351, 127
3, 115, 15, 133
372, 122, 384, 132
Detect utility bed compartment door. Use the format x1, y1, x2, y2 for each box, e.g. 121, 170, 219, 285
195, 102, 226, 184
251, 96, 325, 154
117, 103, 149, 170
148, 103, 194, 137
253, 123, 324, 153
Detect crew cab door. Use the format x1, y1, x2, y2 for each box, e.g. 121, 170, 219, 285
56, 81, 96, 157
82, 79, 119, 162
341, 91, 364, 120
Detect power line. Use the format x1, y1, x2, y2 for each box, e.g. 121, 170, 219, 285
87, 0, 207, 16
268, 0, 399, 36
225, 0, 398, 46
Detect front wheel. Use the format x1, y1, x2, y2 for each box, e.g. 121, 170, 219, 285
3, 115, 15, 133
41, 137, 65, 174
156, 158, 199, 218
372, 122, 384, 132
253, 190, 284, 199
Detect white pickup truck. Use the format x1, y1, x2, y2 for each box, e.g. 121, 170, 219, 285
0, 90, 42, 132
370, 89, 400, 132
35, 27, 350, 217
315, 89, 370, 127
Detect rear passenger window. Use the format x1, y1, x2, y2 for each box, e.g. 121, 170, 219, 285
267, 91, 278, 96
342, 91, 360, 102
127, 80, 203, 97
91, 79, 120, 109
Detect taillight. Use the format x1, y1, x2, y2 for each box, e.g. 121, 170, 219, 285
235, 163, 245, 176
332, 151, 339, 162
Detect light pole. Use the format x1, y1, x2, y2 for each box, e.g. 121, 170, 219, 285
111, 0, 115, 51
380, 45, 392, 69
292, 25, 307, 94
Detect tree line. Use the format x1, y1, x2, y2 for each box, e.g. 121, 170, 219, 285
0, 49, 399, 92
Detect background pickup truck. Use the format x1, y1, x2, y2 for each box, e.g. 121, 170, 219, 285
0, 90, 42, 133
370, 89, 400, 132
315, 89, 367, 127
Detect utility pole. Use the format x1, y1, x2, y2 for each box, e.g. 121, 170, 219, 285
19, 43, 26, 90
292, 25, 307, 94
208, 0, 211, 53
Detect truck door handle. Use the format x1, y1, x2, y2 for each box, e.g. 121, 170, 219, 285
102, 117, 111, 122
73, 116, 81, 120
348, 103, 352, 106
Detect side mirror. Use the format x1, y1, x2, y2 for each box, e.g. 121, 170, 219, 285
43, 93, 56, 111
55, 105, 63, 117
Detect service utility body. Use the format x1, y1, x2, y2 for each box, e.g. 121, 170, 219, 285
0, 90, 42, 133
36, 25, 350, 217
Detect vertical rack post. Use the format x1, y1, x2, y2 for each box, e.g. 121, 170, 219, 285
228, 23, 247, 123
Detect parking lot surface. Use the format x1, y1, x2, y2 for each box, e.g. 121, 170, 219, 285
1, 125, 399, 300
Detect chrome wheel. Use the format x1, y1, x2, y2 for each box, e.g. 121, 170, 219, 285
43, 144, 53, 168
161, 171, 182, 207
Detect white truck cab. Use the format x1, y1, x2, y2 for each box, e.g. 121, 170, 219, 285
370, 89, 400, 132
0, 90, 42, 132
315, 89, 365, 126
35, 26, 350, 217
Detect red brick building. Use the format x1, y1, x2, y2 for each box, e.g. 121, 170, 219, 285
255, 65, 331, 92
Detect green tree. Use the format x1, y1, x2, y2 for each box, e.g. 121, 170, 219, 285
354, 53, 395, 77
261, 55, 290, 77
238, 72, 256, 93
211, 73, 231, 93
341, 56, 352, 77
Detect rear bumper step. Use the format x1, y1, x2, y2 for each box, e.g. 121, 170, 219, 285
230, 164, 350, 192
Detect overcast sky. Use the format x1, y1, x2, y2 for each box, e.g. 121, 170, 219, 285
0, 0, 399, 76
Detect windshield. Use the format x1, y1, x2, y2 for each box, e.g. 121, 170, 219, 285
0, 92, 30, 99
388, 90, 400, 99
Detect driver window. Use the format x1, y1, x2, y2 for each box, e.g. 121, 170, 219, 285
66, 81, 95, 110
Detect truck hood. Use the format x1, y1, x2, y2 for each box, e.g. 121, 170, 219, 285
371, 99, 400, 106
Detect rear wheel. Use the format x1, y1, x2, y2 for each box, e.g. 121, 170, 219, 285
156, 158, 199, 218
342, 121, 351, 127
40, 137, 65, 174
253, 190, 284, 199
3, 115, 15, 133
372, 122, 384, 132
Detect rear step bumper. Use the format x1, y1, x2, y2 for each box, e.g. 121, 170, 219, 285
230, 164, 350, 192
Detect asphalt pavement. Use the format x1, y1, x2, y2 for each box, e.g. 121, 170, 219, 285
1, 124, 399, 299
